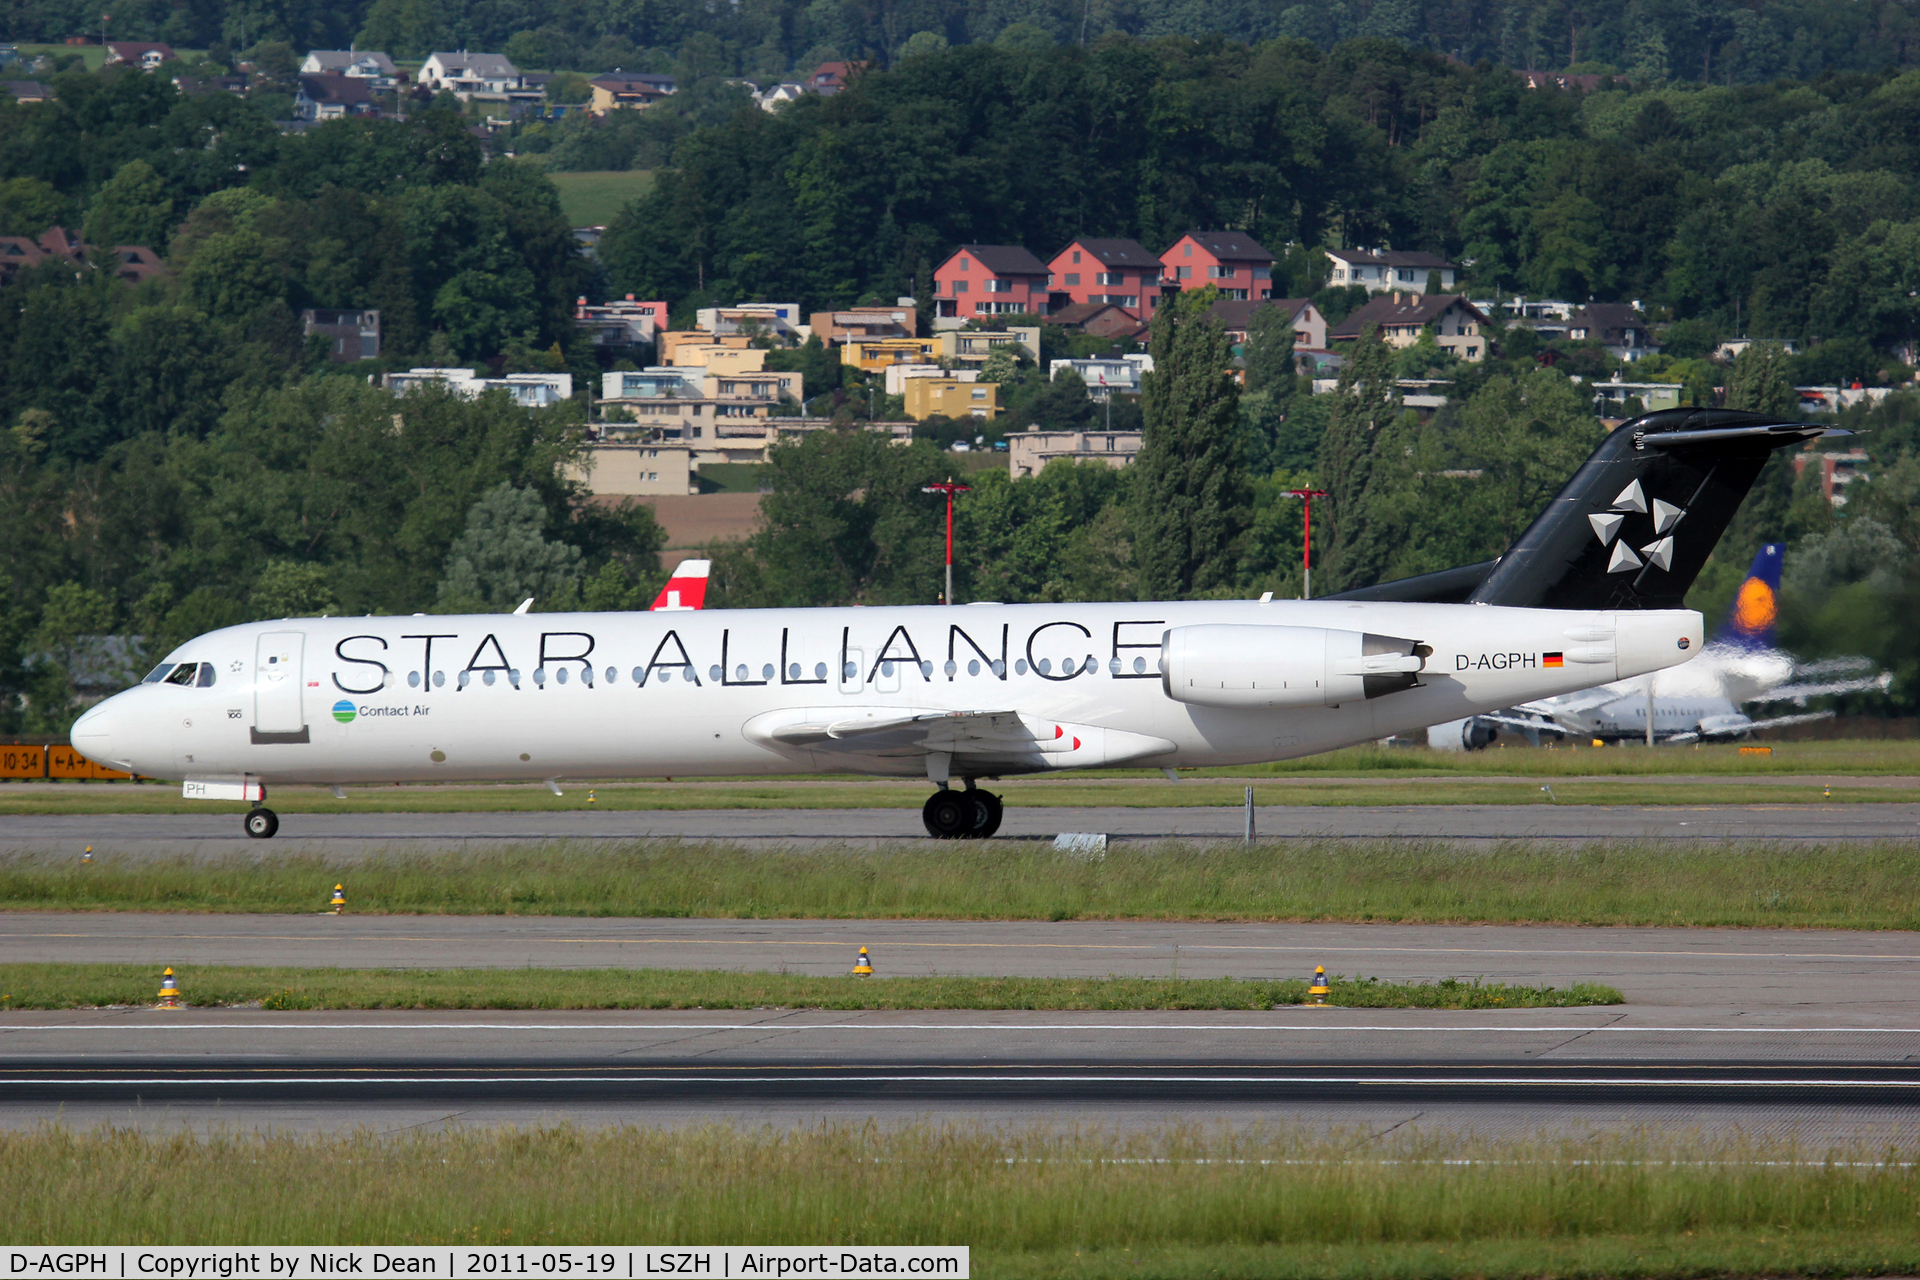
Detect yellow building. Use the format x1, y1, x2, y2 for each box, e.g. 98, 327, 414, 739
659, 330, 751, 365
904, 377, 998, 421
841, 336, 941, 371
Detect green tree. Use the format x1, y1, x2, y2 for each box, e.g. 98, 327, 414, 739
1243, 304, 1297, 395
0, 178, 70, 238
1316, 325, 1399, 594
1132, 288, 1248, 599
435, 482, 584, 613
249, 560, 338, 619
83, 161, 174, 251
1725, 341, 1798, 415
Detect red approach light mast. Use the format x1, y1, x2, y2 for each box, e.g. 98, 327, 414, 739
922, 477, 970, 605
1286, 489, 1329, 599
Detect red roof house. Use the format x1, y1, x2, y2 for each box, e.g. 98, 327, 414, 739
1159, 230, 1275, 302
933, 245, 1050, 320
1046, 237, 1162, 318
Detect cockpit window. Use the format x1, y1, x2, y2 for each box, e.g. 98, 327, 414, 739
143, 664, 175, 684
161, 662, 214, 687
196, 663, 215, 687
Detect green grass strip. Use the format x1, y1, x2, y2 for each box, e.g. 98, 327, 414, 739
0, 964, 1619, 1010
2, 1125, 1915, 1279
2, 840, 1917, 928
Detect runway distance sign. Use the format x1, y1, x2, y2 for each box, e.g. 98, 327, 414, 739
5, 1250, 968, 1280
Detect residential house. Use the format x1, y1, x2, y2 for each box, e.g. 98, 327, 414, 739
300, 51, 399, 87
842, 336, 941, 371
171, 73, 247, 95
754, 82, 805, 111
1715, 337, 1798, 360
565, 442, 694, 495
601, 368, 701, 401
1046, 237, 1161, 317
659, 330, 749, 364
670, 344, 767, 375
0, 227, 164, 285
811, 306, 918, 344
574, 295, 666, 350
1007, 429, 1141, 477
1567, 303, 1658, 362
696, 302, 802, 343
1324, 247, 1457, 295
418, 52, 537, 103
1328, 292, 1489, 362
1160, 231, 1274, 302
1046, 301, 1147, 341
1792, 445, 1873, 508
1589, 378, 1682, 417
805, 61, 862, 95
588, 71, 676, 113
1205, 298, 1328, 351
2, 80, 52, 102
300, 308, 380, 361
884, 365, 975, 395
104, 42, 174, 70
599, 367, 804, 440
294, 73, 376, 120
384, 368, 573, 406
933, 245, 1050, 319
937, 327, 1041, 369
904, 377, 998, 421
1049, 354, 1154, 401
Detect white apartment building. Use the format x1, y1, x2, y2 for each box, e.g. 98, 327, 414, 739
1324, 248, 1458, 295
1049, 354, 1153, 400
384, 368, 573, 406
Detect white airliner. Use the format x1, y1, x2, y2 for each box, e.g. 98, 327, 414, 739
69, 409, 1839, 838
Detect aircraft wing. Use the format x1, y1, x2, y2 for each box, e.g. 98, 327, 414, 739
744, 706, 1177, 775
1749, 672, 1892, 703
1515, 688, 1623, 717
1665, 709, 1836, 745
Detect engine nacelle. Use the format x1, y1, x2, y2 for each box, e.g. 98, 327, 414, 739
1160, 624, 1429, 710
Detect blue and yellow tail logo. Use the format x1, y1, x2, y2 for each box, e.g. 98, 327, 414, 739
1718, 544, 1781, 649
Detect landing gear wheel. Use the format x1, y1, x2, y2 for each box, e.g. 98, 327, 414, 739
922, 790, 974, 839
969, 791, 1003, 839
244, 807, 279, 839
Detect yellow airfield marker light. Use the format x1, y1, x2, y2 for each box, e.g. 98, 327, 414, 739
1308, 966, 1331, 1006
81, 846, 91, 864
1824, 785, 1832, 799
157, 967, 181, 1009
588, 789, 596, 805
330, 884, 346, 914
853, 947, 874, 977
1592, 738, 1604, 748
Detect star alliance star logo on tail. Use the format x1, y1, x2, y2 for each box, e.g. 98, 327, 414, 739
1587, 479, 1685, 574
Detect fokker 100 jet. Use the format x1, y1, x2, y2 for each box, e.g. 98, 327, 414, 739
71, 409, 1839, 839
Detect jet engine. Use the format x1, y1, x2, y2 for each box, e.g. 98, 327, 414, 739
1160, 625, 1429, 710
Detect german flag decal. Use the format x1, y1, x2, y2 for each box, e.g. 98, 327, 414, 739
1542, 652, 1564, 668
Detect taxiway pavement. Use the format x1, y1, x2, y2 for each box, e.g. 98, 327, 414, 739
4, 802, 1918, 854
3, 913, 1917, 1140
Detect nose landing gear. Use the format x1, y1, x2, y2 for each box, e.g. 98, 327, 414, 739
244, 806, 279, 839
921, 785, 1003, 839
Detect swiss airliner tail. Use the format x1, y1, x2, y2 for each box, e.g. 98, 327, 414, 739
650, 559, 711, 611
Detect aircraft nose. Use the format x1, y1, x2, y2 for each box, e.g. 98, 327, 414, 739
71, 693, 137, 772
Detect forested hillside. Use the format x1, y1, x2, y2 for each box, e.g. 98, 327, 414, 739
3, 0, 1912, 86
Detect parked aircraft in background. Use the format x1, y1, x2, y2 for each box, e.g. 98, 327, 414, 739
651, 559, 710, 611
73, 410, 1842, 838
1428, 544, 1890, 749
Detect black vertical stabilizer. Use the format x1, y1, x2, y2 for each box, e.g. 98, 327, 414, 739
1464, 408, 1835, 611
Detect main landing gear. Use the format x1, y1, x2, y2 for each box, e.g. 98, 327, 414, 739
922, 784, 1003, 839
244, 804, 279, 839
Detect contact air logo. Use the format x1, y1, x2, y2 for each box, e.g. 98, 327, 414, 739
332, 699, 357, 723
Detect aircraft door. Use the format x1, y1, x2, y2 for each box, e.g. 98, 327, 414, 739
252, 631, 309, 743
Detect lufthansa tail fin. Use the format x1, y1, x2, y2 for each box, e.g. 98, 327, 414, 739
1711, 543, 1783, 649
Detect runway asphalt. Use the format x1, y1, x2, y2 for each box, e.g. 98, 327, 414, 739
5, 802, 1919, 853
3, 912, 1918, 1140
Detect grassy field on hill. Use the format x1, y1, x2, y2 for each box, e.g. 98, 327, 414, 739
546, 169, 656, 225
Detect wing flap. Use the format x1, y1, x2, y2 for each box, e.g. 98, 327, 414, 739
744, 707, 1176, 770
